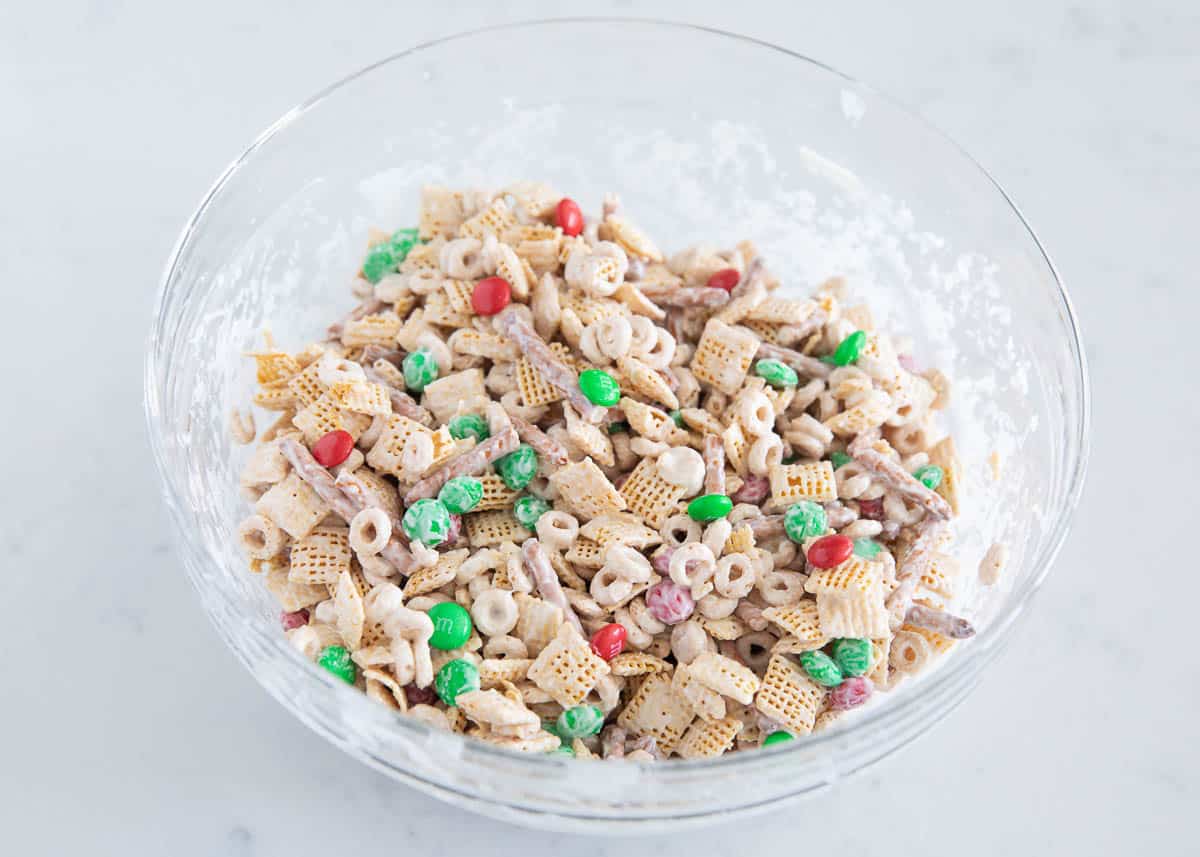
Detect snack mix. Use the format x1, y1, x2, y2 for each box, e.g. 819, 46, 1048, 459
234, 183, 983, 760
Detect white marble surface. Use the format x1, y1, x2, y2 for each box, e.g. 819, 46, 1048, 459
1, 0, 1194, 853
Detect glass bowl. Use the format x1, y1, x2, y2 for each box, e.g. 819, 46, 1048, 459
144, 19, 1089, 833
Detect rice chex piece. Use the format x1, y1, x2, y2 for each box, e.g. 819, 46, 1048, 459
473, 473, 521, 512
696, 615, 748, 641
676, 716, 743, 760
422, 290, 472, 329
690, 319, 760, 396
604, 216, 663, 262
609, 652, 673, 677
292, 392, 371, 445
804, 556, 881, 598
618, 397, 674, 441
753, 654, 827, 735
548, 550, 588, 592
767, 460, 837, 507
559, 290, 623, 326
365, 414, 432, 478
240, 442, 289, 487
616, 356, 678, 410
618, 458, 685, 530
429, 426, 472, 469
579, 513, 662, 549
746, 297, 817, 325
550, 459, 626, 521
288, 526, 352, 585
479, 658, 535, 688
564, 538, 605, 569
252, 351, 301, 386
265, 568, 328, 612
927, 435, 962, 515
286, 360, 327, 409
458, 198, 518, 241
816, 592, 890, 639
418, 185, 464, 239
328, 381, 392, 416
762, 599, 825, 646
422, 369, 487, 424
253, 382, 295, 411
465, 510, 532, 547
342, 312, 402, 348
517, 341, 574, 407
526, 624, 610, 708
900, 623, 957, 655
823, 394, 893, 438
672, 662, 726, 721
617, 671, 694, 755
724, 524, 755, 556
255, 472, 330, 539
722, 421, 748, 475
441, 280, 477, 316
687, 652, 760, 704
403, 549, 468, 598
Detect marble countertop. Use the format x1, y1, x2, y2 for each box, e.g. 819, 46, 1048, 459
2, 0, 1193, 853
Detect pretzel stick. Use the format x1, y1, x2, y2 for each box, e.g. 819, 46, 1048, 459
703, 434, 726, 495
402, 427, 519, 505
509, 414, 569, 467
334, 469, 402, 530
729, 257, 764, 300
327, 298, 385, 340
905, 603, 976, 639
495, 307, 607, 423
643, 287, 730, 309
885, 517, 946, 627
360, 344, 405, 368
277, 436, 414, 574
522, 538, 583, 634
848, 430, 953, 520
756, 342, 832, 379
361, 363, 434, 426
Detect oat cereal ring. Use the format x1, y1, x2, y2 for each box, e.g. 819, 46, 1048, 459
237, 514, 286, 560
483, 634, 528, 660
471, 588, 520, 637
890, 630, 933, 674
535, 510, 579, 551
603, 544, 652, 583
590, 567, 634, 607
349, 508, 392, 557
594, 314, 633, 362
697, 593, 738, 619
714, 554, 757, 599
669, 542, 716, 600
747, 434, 784, 477
660, 514, 702, 548
317, 352, 367, 387
735, 390, 775, 437
756, 570, 806, 606
439, 237, 486, 279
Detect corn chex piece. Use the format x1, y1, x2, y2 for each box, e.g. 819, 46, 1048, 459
450, 327, 518, 362
724, 524, 755, 556
697, 615, 748, 641
618, 671, 694, 755
672, 663, 726, 721
255, 472, 330, 539
927, 435, 962, 515
746, 297, 817, 325
328, 381, 392, 417
768, 460, 837, 507
465, 510, 532, 547
578, 513, 662, 549
516, 341, 574, 407
604, 216, 663, 262
515, 593, 564, 657
812, 709, 846, 734
687, 652, 760, 704
560, 289, 623, 326
823, 394, 893, 438
619, 397, 673, 441
325, 562, 368, 601
676, 716, 743, 759
252, 382, 295, 411
265, 568, 328, 612
550, 458, 626, 521
815, 591, 890, 638
616, 356, 678, 410
638, 264, 682, 290
479, 658, 535, 688
564, 538, 605, 569
805, 555, 881, 598
429, 427, 472, 469
252, 351, 301, 386
472, 473, 521, 512
442, 280, 477, 316
286, 361, 327, 409
762, 599, 825, 646
771, 635, 828, 656
610, 652, 672, 677
618, 458, 685, 530
526, 624, 610, 708
418, 186, 464, 239
422, 290, 472, 329
753, 654, 827, 735
680, 407, 723, 437
288, 526, 352, 586
365, 414, 432, 478
403, 549, 468, 598
740, 319, 790, 345
722, 421, 748, 475
459, 198, 518, 241
690, 319, 761, 396
341, 312, 402, 348
421, 369, 487, 424
485, 729, 561, 754
292, 392, 372, 445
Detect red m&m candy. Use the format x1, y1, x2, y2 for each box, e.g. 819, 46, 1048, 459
807, 534, 854, 569
590, 623, 627, 661
556, 198, 584, 237
471, 276, 511, 316
312, 430, 354, 467
706, 268, 740, 292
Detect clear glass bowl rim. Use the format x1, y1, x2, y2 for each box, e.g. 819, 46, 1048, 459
143, 17, 1092, 776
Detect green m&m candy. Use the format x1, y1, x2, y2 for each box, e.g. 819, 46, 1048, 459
668, 409, 683, 427
402, 498, 451, 546
547, 744, 575, 757
853, 538, 882, 559
427, 601, 473, 650
799, 649, 844, 688
830, 330, 867, 366
687, 493, 732, 522
784, 500, 827, 543
513, 495, 551, 529
607, 420, 630, 435
913, 464, 944, 490
448, 413, 489, 442
578, 368, 621, 407
318, 645, 357, 684
762, 730, 794, 748
361, 243, 397, 284
556, 704, 605, 739
390, 227, 420, 262
434, 658, 480, 706
830, 451, 852, 470
438, 477, 482, 514
754, 359, 799, 388
495, 444, 538, 490
402, 348, 439, 393
831, 638, 872, 678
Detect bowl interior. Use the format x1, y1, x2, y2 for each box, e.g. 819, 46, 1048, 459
147, 20, 1087, 827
